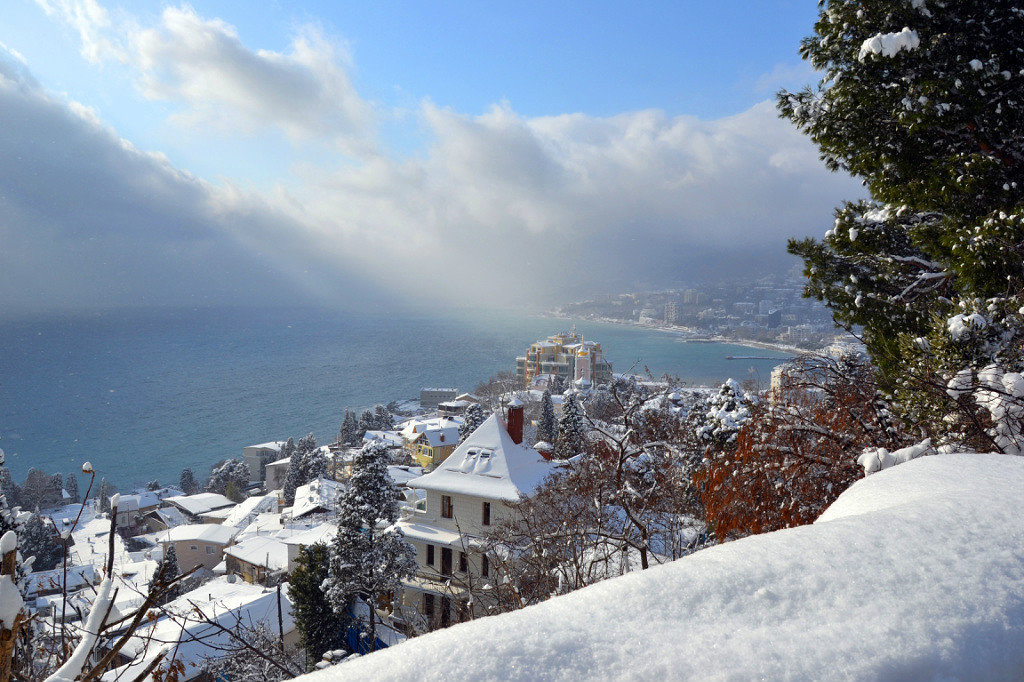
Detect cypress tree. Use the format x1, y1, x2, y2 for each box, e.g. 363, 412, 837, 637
325, 442, 415, 651
554, 392, 588, 460
288, 543, 350, 662
536, 390, 556, 444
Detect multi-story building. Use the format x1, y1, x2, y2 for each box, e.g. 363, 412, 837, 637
394, 401, 554, 630
515, 330, 613, 387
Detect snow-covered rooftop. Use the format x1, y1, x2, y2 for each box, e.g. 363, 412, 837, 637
408, 414, 555, 502
224, 535, 290, 571
394, 521, 463, 547
164, 492, 235, 517
107, 577, 296, 681
221, 493, 277, 528
301, 453, 1024, 680
292, 477, 345, 519
247, 440, 285, 450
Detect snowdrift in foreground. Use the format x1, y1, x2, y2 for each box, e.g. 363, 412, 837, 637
305, 454, 1024, 681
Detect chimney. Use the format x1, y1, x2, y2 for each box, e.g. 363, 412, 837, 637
506, 397, 524, 445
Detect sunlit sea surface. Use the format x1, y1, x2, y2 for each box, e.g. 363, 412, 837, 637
0, 307, 791, 488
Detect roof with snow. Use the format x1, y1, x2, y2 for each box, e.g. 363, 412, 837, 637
281, 522, 338, 548
247, 440, 285, 450
408, 414, 555, 502
221, 494, 278, 528
224, 535, 290, 571
158, 524, 236, 546
299, 453, 1024, 681
105, 577, 296, 681
164, 492, 235, 517
291, 477, 345, 519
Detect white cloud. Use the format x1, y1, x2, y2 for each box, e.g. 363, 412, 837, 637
16, 4, 864, 312
0, 50, 378, 314
33, 0, 123, 63
131, 7, 373, 153
277, 99, 862, 304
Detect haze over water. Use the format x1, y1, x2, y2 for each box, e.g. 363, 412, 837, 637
0, 307, 790, 489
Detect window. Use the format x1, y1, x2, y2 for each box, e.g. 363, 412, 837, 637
459, 551, 467, 573
481, 554, 490, 577
441, 495, 453, 519
205, 546, 215, 555
441, 548, 452, 576
423, 593, 435, 619
482, 501, 491, 526
426, 544, 435, 566
190, 545, 198, 551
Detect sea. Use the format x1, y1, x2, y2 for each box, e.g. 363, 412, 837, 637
0, 307, 792, 489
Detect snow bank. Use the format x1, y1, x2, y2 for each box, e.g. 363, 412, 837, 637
301, 454, 1024, 681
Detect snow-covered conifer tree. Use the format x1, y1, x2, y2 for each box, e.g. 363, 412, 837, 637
357, 410, 375, 439
779, 1, 1024, 453
325, 442, 415, 651
458, 403, 486, 444
20, 512, 63, 571
536, 390, 557, 444
206, 459, 250, 501
373, 404, 394, 430
554, 392, 588, 460
339, 411, 359, 446
65, 472, 79, 503
179, 467, 198, 495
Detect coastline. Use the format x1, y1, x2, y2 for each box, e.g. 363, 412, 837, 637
542, 313, 805, 357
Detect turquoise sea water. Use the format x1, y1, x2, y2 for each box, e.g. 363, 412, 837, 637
0, 307, 790, 489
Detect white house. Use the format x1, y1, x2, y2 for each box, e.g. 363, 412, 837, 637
395, 402, 554, 630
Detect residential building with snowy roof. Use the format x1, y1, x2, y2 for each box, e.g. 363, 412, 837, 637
242, 440, 286, 483
157, 524, 237, 571
395, 402, 555, 630
398, 416, 463, 468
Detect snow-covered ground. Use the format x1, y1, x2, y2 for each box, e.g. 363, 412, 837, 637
301, 453, 1024, 681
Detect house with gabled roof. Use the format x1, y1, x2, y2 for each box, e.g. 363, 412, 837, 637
395, 400, 555, 630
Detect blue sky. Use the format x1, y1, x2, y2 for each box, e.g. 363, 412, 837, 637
0, 1, 860, 313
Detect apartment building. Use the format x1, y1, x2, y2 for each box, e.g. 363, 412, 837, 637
515, 330, 613, 387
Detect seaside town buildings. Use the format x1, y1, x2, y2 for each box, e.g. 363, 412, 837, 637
515, 330, 613, 387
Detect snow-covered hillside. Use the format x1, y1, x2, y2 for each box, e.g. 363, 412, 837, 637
303, 453, 1024, 681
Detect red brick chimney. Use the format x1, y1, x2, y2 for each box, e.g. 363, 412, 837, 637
506, 397, 524, 445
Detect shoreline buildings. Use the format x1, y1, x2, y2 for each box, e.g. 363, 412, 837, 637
515, 330, 613, 387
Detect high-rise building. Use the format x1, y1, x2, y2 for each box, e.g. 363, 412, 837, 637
515, 329, 613, 387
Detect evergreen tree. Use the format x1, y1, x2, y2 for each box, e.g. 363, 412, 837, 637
458, 403, 486, 445
357, 410, 375, 439
325, 442, 415, 651
21, 512, 63, 571
146, 480, 160, 491
779, 1, 1024, 452
288, 542, 350, 662
339, 411, 359, 446
536, 391, 557, 444
0, 467, 19, 509
98, 478, 114, 513
283, 434, 319, 505
150, 544, 182, 605
179, 468, 198, 495
46, 474, 64, 507
373, 404, 394, 431
554, 392, 588, 460
306, 445, 329, 482
65, 472, 79, 504
207, 459, 250, 500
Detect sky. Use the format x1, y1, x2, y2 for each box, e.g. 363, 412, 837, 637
0, 1, 863, 315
